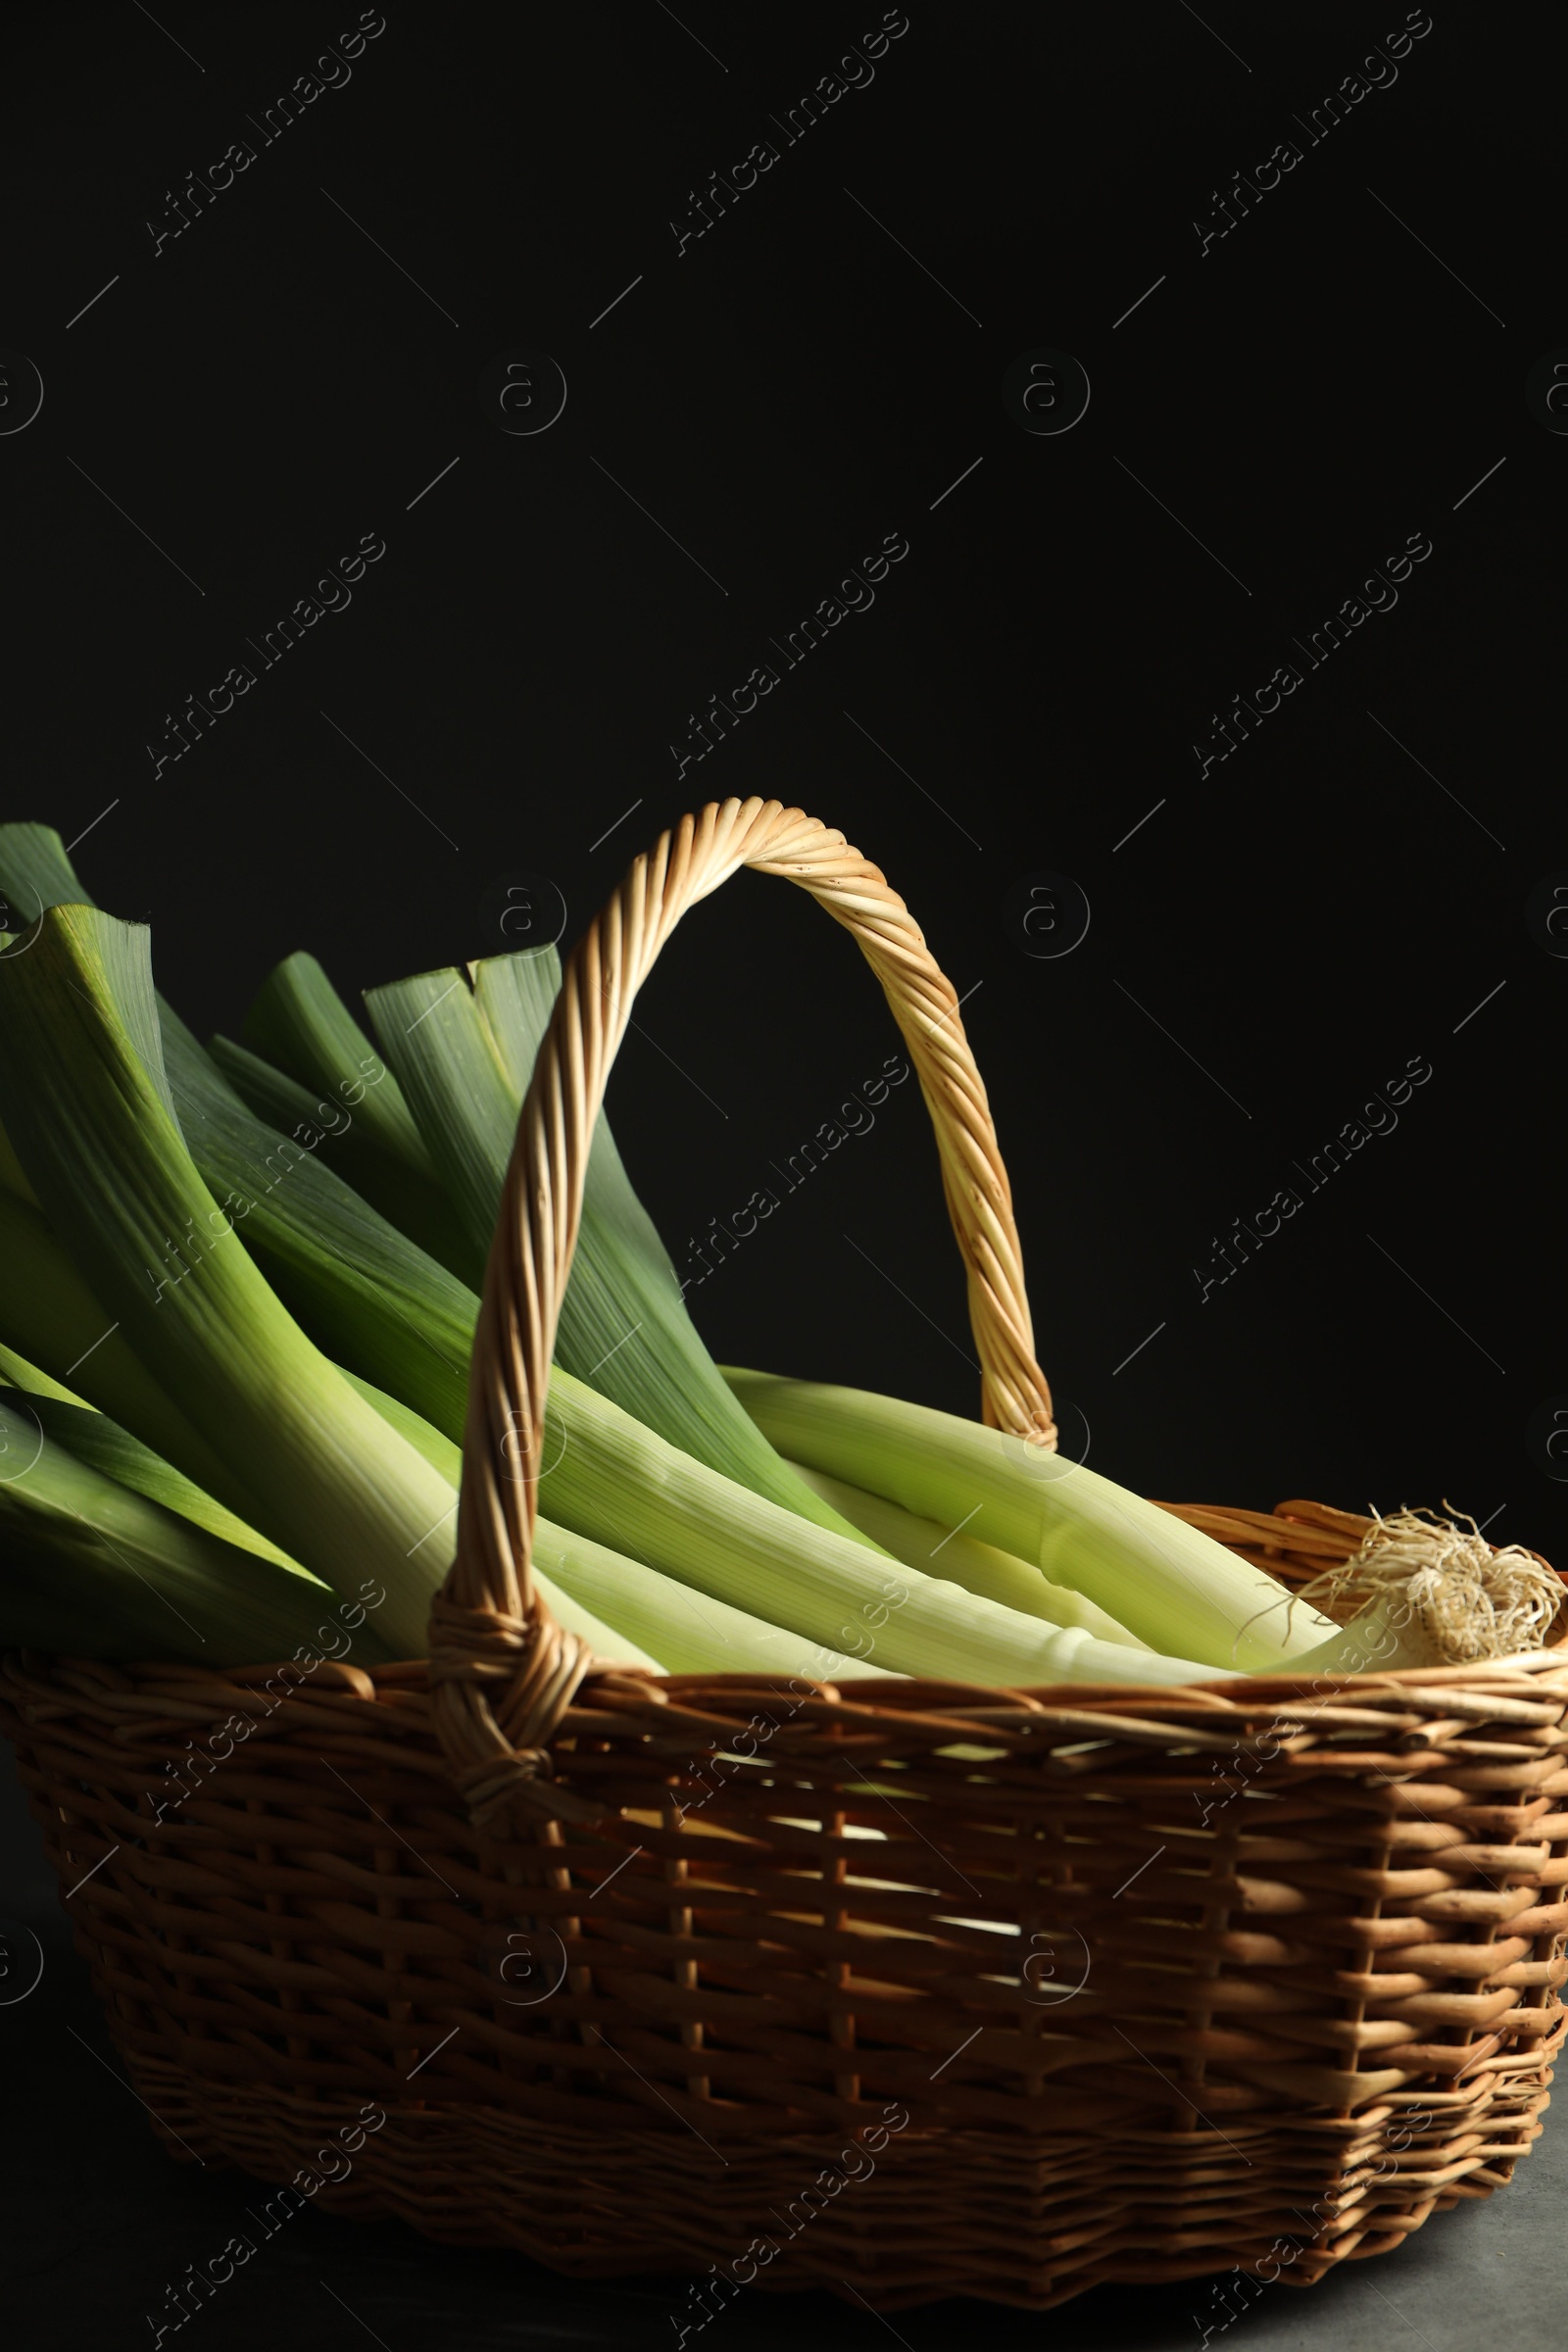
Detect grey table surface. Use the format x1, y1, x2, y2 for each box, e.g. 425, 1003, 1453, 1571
2, 1764, 1558, 2352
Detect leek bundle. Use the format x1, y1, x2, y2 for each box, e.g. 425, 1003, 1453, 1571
525, 1371, 1224, 1687
2, 959, 904, 1675
0, 820, 1536, 1698
1, 822, 870, 1549
2, 897, 889, 1662
338, 1368, 886, 1685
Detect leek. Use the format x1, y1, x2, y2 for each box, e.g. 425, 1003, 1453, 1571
0, 823, 1334, 1693
0, 827, 880, 1567
348, 1352, 1210, 1687
532, 1369, 1226, 1687
724, 1371, 1341, 1673
344, 1328, 1227, 1689
4, 931, 906, 1678
0, 906, 464, 1655
0, 910, 1231, 1687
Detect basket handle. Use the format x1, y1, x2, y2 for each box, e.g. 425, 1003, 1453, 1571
429, 798, 1054, 1827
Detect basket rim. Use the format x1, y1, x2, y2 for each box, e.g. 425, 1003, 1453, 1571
9, 1629, 1568, 1719
8, 1489, 1559, 1725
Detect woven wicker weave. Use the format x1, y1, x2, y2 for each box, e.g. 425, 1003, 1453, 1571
4, 799, 1564, 2313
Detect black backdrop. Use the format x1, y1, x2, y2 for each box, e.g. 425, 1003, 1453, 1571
2, 3, 1564, 2343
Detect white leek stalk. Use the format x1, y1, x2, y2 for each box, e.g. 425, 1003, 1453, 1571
537, 1372, 1227, 1687
532, 1519, 900, 1682
346, 1363, 1216, 1688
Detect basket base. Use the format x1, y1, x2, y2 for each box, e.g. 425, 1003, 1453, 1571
123, 2055, 1554, 2313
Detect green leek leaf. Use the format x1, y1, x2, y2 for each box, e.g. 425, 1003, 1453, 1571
0, 906, 462, 1655
0, 825, 474, 1281
0, 1391, 387, 1667
0, 1187, 267, 1527
16, 1389, 306, 1576
240, 951, 467, 1216
364, 953, 878, 1548
0, 1337, 90, 1408
208, 1030, 473, 1277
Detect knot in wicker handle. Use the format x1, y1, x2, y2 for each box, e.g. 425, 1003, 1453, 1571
432, 798, 1054, 1829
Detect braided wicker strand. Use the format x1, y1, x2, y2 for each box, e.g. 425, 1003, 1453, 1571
432, 799, 1054, 1826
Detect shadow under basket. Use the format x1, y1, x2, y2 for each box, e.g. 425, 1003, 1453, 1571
5, 800, 1566, 2313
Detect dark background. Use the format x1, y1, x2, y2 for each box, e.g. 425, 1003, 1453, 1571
2, 2, 1563, 2343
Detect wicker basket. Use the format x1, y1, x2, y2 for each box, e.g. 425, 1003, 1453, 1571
5, 799, 1565, 2315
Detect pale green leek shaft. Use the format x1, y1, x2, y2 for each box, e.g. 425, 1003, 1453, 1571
724, 1371, 1339, 1673
787, 1460, 1150, 1647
